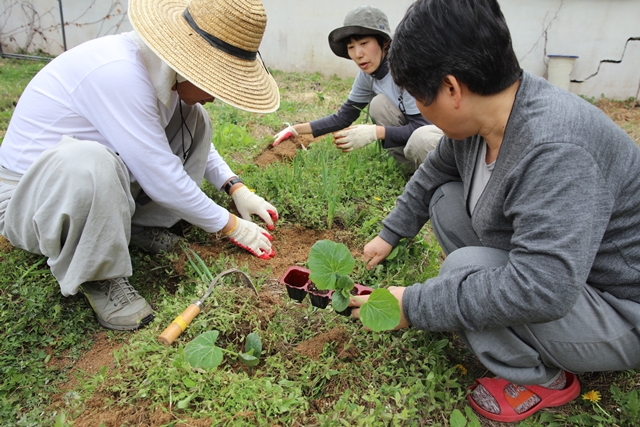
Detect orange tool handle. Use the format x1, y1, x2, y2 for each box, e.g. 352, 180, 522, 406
158, 303, 201, 346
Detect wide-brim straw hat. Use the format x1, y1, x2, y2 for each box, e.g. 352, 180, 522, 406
328, 6, 392, 59
129, 0, 279, 113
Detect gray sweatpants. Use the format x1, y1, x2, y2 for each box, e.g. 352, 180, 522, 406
369, 94, 444, 173
430, 181, 640, 384
0, 102, 212, 297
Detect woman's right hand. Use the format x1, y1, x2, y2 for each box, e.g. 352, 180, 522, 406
363, 236, 393, 269
272, 123, 298, 146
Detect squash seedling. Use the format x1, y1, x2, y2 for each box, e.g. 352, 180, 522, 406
307, 240, 401, 332
184, 330, 262, 371
176, 248, 263, 370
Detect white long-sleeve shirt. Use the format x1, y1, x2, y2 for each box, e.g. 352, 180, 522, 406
1, 33, 234, 232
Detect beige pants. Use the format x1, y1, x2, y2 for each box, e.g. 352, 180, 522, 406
369, 94, 444, 173
0, 102, 212, 296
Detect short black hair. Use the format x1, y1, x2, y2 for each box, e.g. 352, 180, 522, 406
342, 34, 389, 51
388, 0, 521, 105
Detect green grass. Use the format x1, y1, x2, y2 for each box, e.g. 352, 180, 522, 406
1, 57, 640, 427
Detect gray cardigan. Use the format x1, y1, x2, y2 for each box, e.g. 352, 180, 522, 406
379, 71, 640, 332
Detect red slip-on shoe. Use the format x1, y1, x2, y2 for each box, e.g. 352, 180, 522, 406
467, 371, 581, 423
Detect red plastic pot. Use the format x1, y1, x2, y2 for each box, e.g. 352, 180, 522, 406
279, 266, 373, 315
307, 282, 331, 309
280, 266, 310, 302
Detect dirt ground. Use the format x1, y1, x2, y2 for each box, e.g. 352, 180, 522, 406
32, 100, 640, 425
253, 133, 318, 167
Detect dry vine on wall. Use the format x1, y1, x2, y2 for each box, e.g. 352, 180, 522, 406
0, 0, 128, 56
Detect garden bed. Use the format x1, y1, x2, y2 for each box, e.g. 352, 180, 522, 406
2, 60, 640, 426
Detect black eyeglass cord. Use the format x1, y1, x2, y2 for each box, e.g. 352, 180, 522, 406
257, 51, 270, 75
398, 94, 406, 115
177, 80, 194, 160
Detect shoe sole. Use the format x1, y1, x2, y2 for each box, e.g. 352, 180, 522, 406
95, 312, 155, 331
82, 294, 155, 331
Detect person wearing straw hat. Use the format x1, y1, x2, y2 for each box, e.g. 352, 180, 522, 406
350, 0, 640, 422
0, 0, 280, 331
272, 5, 444, 175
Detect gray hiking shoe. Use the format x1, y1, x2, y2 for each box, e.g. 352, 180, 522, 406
130, 227, 181, 254
80, 278, 154, 330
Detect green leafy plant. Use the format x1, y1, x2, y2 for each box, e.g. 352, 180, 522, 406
307, 240, 400, 331
184, 330, 262, 371
320, 148, 340, 229
611, 385, 640, 425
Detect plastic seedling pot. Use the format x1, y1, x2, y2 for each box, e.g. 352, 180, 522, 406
280, 266, 310, 303
307, 282, 331, 309
335, 283, 373, 316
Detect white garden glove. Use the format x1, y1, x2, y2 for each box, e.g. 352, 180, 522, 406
225, 214, 275, 260
272, 122, 298, 146
231, 185, 278, 231
333, 124, 378, 152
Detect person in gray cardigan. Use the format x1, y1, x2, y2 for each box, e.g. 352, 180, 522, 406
349, 0, 640, 422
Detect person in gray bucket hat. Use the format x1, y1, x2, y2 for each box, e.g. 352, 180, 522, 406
272, 5, 444, 175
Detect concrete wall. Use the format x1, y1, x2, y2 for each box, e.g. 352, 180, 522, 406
2, 0, 639, 100
0, 0, 128, 54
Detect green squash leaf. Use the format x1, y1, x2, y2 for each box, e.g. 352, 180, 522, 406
244, 332, 262, 358
238, 353, 260, 367
359, 289, 401, 332
334, 274, 354, 292
332, 289, 350, 312
308, 240, 355, 290
184, 330, 224, 371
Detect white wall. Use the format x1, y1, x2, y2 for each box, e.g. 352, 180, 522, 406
2, 0, 639, 100
498, 0, 640, 100
0, 0, 128, 54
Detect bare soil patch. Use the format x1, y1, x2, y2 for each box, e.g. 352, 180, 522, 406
254, 134, 322, 167
294, 326, 359, 361
176, 224, 357, 282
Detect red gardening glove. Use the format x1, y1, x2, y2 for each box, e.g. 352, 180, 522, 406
224, 214, 275, 260
272, 123, 298, 146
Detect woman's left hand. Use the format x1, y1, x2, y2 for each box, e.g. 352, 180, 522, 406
333, 124, 378, 151
231, 185, 278, 230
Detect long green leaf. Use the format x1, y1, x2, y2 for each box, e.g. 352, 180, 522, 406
186, 248, 214, 282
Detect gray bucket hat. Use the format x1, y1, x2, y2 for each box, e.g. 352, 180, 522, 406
328, 6, 392, 59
